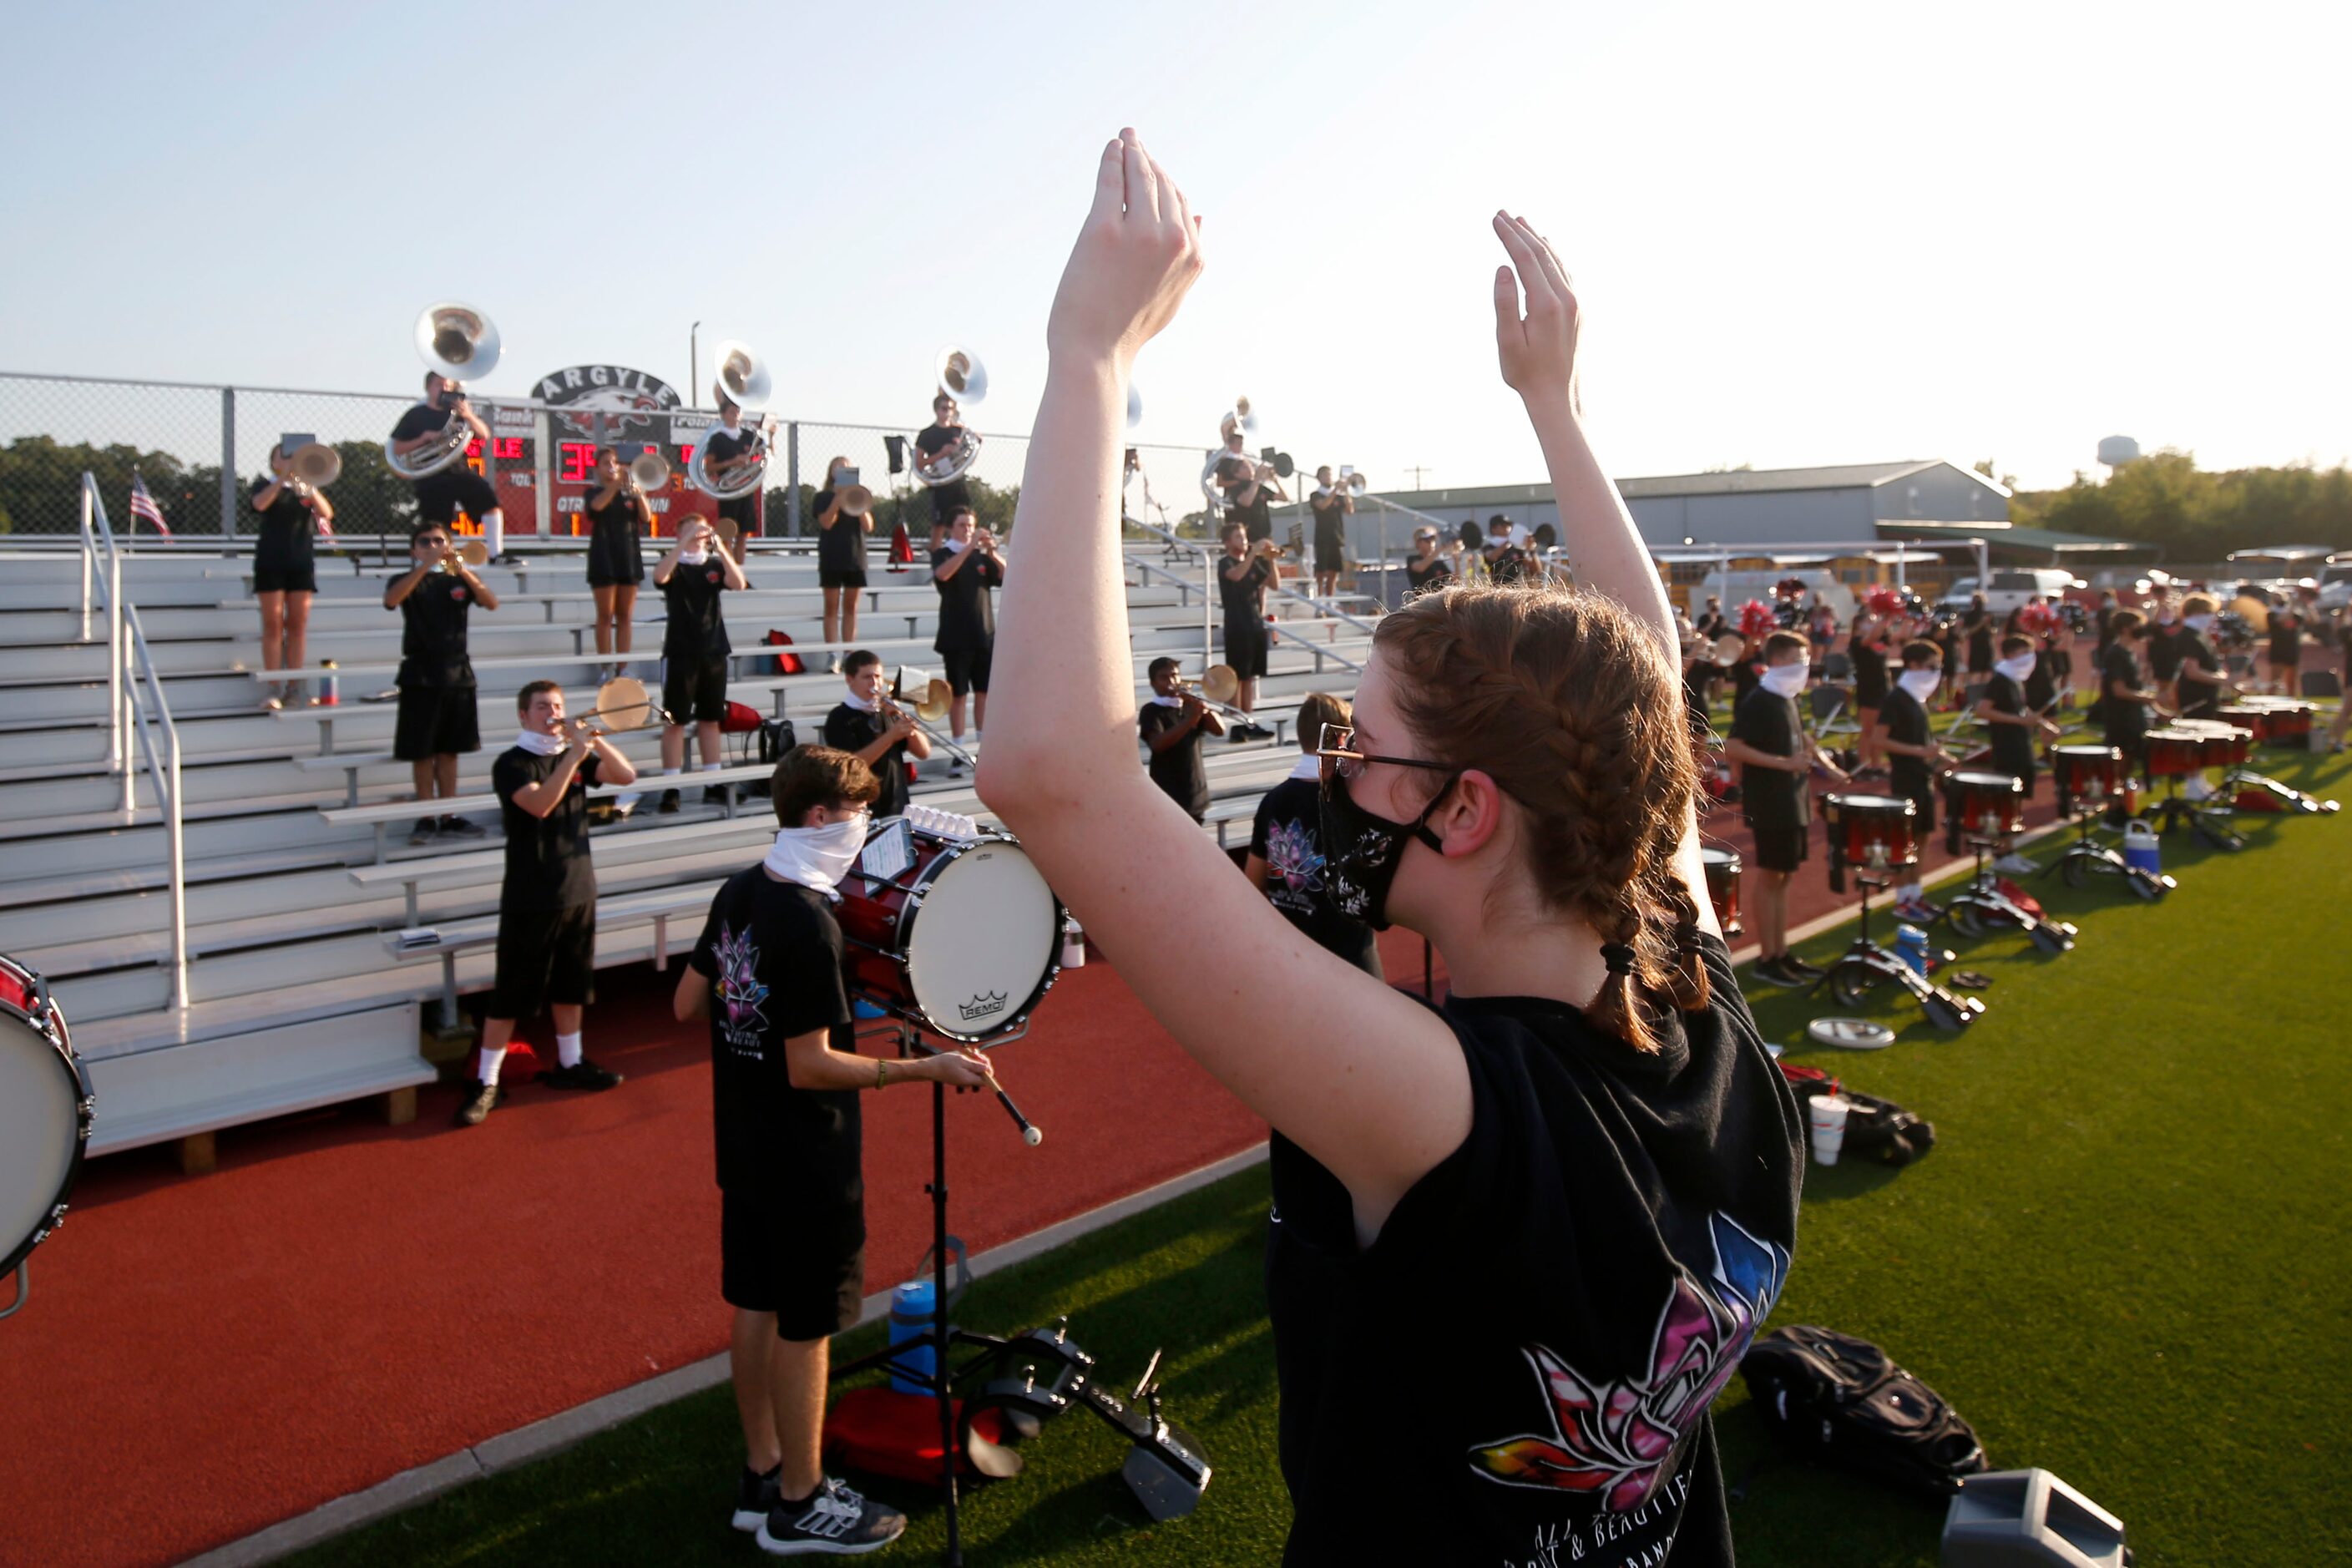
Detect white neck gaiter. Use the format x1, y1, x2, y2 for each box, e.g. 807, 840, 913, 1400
514, 728, 565, 757
677, 546, 709, 567
763, 817, 870, 903
1898, 669, 1943, 703
1288, 753, 1323, 781
1760, 663, 1808, 698
1995, 654, 2036, 682
842, 690, 878, 712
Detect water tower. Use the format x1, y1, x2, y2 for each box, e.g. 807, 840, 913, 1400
2096, 435, 2140, 474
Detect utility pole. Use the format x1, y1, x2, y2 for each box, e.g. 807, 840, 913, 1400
1403, 465, 1434, 490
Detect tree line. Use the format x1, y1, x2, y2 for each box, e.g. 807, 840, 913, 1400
2004, 451, 2352, 561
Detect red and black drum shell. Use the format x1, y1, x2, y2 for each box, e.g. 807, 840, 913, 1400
1700, 846, 1742, 938
1942, 769, 2025, 853
2051, 744, 2121, 815
1821, 792, 1918, 893
2144, 729, 2204, 779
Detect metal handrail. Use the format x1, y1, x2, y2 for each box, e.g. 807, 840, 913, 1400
78, 473, 190, 1011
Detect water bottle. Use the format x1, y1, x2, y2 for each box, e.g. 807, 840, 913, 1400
1061, 918, 1087, 969
318, 659, 339, 706
1894, 923, 1930, 977
888, 1278, 938, 1395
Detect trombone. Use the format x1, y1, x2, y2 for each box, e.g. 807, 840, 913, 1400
889, 666, 977, 766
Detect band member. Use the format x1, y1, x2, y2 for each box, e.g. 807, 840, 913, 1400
1308, 467, 1353, 599
1139, 656, 1226, 822
980, 155, 1798, 1564
1404, 525, 1452, 596
2327, 611, 2351, 755
2266, 594, 2306, 695
1805, 600, 1836, 680
250, 443, 332, 709
1724, 631, 1845, 986
2094, 589, 2119, 662
1976, 635, 2061, 873
453, 680, 638, 1126
1849, 604, 1893, 775
700, 396, 766, 541
930, 506, 1003, 766
1213, 426, 1284, 544
1483, 516, 1530, 585
674, 746, 994, 1555
2099, 610, 2168, 778
1216, 523, 1276, 738
812, 456, 873, 667
2172, 594, 2234, 721
2145, 595, 2184, 711
1881, 640, 1953, 923
820, 650, 932, 821
584, 447, 654, 671
1244, 693, 1381, 977
915, 392, 974, 534
655, 517, 750, 812
1694, 595, 1725, 640
1961, 594, 1995, 687
384, 522, 498, 846
389, 372, 508, 562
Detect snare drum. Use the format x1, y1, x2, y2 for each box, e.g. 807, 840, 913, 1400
2144, 729, 2205, 778
1700, 846, 1742, 938
0, 953, 93, 1277
2178, 721, 2252, 769
2052, 743, 2122, 810
1822, 793, 1919, 893
1944, 769, 2026, 842
2216, 705, 2274, 746
2263, 701, 2314, 744
835, 824, 1065, 1043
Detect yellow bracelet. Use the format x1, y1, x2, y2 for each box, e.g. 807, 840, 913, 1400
874, 1059, 888, 1091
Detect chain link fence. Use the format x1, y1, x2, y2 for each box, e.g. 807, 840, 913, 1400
0, 371, 1227, 548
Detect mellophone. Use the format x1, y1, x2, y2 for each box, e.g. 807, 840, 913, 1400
0, 953, 93, 1295
835, 816, 1065, 1146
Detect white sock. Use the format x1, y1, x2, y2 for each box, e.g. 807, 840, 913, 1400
663, 766, 681, 777
483, 510, 505, 557
700, 761, 721, 773
477, 1044, 507, 1085
556, 1031, 583, 1069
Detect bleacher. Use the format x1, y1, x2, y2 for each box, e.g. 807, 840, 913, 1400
0, 507, 1370, 1174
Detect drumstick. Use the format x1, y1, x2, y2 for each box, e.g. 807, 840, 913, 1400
914, 1042, 1043, 1147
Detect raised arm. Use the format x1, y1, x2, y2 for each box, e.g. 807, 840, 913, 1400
978, 131, 1465, 1241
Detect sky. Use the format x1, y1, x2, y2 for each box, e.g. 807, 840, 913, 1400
4, 0, 2346, 495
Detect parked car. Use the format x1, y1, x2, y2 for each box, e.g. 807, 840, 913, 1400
2317, 557, 2352, 615
1935, 568, 2086, 616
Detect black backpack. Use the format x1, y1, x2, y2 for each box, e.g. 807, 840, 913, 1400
1740, 1325, 1986, 1496
1776, 1067, 1936, 1167
736, 717, 797, 796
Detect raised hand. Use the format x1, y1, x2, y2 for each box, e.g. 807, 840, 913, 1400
1044, 128, 1205, 366
1490, 212, 1581, 412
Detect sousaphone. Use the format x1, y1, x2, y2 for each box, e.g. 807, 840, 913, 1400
915, 346, 986, 487
687, 341, 776, 501
385, 302, 501, 479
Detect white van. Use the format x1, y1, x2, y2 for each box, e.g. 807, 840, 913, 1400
1938, 569, 2082, 615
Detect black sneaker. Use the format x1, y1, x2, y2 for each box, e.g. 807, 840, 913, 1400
438, 815, 486, 839
1749, 958, 1804, 989
1780, 953, 1827, 979
408, 817, 439, 847
756, 1478, 906, 1556
732, 1464, 781, 1533
452, 1080, 502, 1127
538, 1057, 623, 1091
703, 782, 730, 806
658, 788, 681, 814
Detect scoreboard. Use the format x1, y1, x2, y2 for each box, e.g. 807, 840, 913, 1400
463, 363, 735, 538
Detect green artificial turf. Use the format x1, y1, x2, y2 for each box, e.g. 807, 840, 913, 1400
284, 745, 2351, 1568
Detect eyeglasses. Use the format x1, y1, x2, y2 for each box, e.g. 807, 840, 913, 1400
1314, 723, 1450, 783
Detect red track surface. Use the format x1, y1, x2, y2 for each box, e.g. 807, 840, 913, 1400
0, 711, 2169, 1567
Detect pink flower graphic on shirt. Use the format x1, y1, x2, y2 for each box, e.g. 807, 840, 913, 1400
712, 923, 767, 1033
1468, 1212, 1787, 1512
1264, 817, 1326, 894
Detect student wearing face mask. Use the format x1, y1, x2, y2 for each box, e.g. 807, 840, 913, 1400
2171, 594, 2235, 721
2099, 611, 2169, 778
674, 746, 994, 1556
1880, 641, 1955, 923
1975, 636, 2061, 875
820, 650, 932, 822
1723, 631, 1848, 987
1138, 656, 1226, 821
1243, 692, 1381, 978
654, 518, 750, 812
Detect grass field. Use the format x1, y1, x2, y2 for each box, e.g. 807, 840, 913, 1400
283, 744, 2351, 1567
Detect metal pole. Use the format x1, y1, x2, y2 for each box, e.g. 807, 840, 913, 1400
1202, 549, 1213, 670
110, 551, 129, 812
220, 387, 238, 539
79, 482, 94, 645
928, 1070, 964, 1566
785, 422, 801, 537
534, 409, 554, 539
164, 696, 188, 1011
689, 321, 701, 408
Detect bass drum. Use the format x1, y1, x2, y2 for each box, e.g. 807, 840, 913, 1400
837, 826, 1065, 1044
1, 954, 94, 1277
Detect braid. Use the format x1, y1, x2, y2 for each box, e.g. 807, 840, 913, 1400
1657, 877, 1712, 1014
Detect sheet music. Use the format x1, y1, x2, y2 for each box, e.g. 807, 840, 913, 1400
858, 817, 916, 882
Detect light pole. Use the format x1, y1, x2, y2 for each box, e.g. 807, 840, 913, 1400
689, 321, 701, 407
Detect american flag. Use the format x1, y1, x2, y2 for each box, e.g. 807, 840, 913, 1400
128, 470, 171, 537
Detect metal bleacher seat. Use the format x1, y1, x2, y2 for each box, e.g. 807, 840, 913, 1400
4, 522, 1358, 1173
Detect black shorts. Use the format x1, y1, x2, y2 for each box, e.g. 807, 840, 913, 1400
412, 467, 501, 526
663, 655, 730, 724
1314, 544, 1343, 575
1749, 823, 1810, 873
488, 902, 596, 1019
393, 685, 480, 761
717, 489, 761, 539
941, 647, 992, 696
818, 565, 867, 590
253, 561, 316, 595
1903, 788, 1936, 837
721, 1186, 866, 1340
928, 480, 972, 528
585, 531, 645, 588
1223, 620, 1269, 681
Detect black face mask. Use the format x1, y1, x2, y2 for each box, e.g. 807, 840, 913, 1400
1318, 771, 1456, 931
